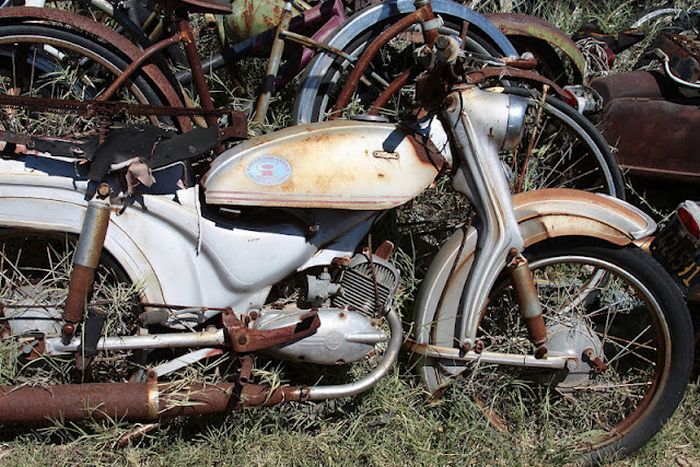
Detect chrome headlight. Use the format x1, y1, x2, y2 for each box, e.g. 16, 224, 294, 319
503, 95, 528, 152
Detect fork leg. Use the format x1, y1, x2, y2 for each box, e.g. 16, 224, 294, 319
508, 251, 548, 359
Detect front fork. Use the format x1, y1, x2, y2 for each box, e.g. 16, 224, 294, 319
508, 250, 548, 358
440, 86, 548, 356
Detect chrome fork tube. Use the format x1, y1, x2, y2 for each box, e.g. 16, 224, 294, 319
440, 86, 527, 349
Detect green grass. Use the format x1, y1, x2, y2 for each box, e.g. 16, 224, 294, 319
0, 371, 697, 466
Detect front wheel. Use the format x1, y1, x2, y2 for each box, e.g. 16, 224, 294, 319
430, 240, 693, 463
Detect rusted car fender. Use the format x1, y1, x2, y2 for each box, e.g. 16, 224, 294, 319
0, 7, 190, 131
413, 188, 655, 390
484, 13, 586, 85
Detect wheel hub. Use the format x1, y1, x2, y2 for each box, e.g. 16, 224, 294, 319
546, 320, 604, 388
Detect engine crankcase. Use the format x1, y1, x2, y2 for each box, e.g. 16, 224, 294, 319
255, 306, 387, 365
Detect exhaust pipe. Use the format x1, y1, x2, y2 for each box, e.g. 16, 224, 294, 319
0, 378, 307, 424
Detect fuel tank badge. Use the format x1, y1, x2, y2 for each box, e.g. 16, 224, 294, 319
245, 155, 292, 186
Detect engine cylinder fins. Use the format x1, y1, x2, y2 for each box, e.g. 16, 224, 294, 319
332, 254, 400, 315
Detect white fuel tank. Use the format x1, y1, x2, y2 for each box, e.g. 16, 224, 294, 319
203, 120, 442, 210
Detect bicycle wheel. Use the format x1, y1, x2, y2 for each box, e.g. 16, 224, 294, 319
425, 239, 693, 463
294, 12, 501, 123
293, 17, 623, 198
502, 85, 625, 198
0, 23, 168, 137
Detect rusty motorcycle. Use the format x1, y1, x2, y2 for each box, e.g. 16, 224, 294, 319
0, 34, 693, 463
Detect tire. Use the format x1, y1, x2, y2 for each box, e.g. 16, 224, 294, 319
0, 23, 171, 135
502, 85, 625, 198
422, 239, 693, 463
293, 14, 500, 124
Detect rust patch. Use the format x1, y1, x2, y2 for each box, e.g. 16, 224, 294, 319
222, 307, 320, 353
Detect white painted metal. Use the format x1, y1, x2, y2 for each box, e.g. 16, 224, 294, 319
203, 120, 440, 210
0, 157, 376, 325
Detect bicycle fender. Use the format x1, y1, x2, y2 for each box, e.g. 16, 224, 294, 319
484, 12, 586, 84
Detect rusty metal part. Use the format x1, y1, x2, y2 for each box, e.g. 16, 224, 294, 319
584, 348, 609, 374
224, 0, 303, 43
117, 423, 160, 447
464, 66, 577, 108
368, 66, 415, 116
0, 7, 190, 131
508, 251, 548, 358
239, 383, 305, 407
502, 56, 539, 70
222, 307, 320, 353
592, 72, 700, 182
0, 378, 310, 423
0, 379, 241, 424
97, 183, 111, 199
97, 32, 186, 103
484, 12, 585, 84
238, 355, 254, 384
179, 19, 219, 131
61, 200, 111, 343
374, 240, 395, 261
253, 2, 294, 123
330, 5, 436, 118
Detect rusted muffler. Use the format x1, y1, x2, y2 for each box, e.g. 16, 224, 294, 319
0, 379, 303, 424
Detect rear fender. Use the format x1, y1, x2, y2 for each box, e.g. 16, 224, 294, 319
484, 12, 585, 85
413, 188, 655, 382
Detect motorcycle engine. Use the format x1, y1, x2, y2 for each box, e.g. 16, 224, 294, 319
331, 253, 400, 315
256, 253, 400, 365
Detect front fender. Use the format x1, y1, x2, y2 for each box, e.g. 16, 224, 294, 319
293, 0, 517, 124
413, 188, 655, 388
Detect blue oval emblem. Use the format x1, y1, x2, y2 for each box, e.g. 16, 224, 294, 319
245, 155, 292, 186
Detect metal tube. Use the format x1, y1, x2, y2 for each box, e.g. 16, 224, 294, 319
179, 19, 219, 130
303, 309, 402, 400
61, 199, 111, 343
330, 8, 429, 118
405, 341, 568, 370
96, 32, 185, 103
0, 381, 237, 424
253, 1, 294, 123
46, 329, 226, 354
